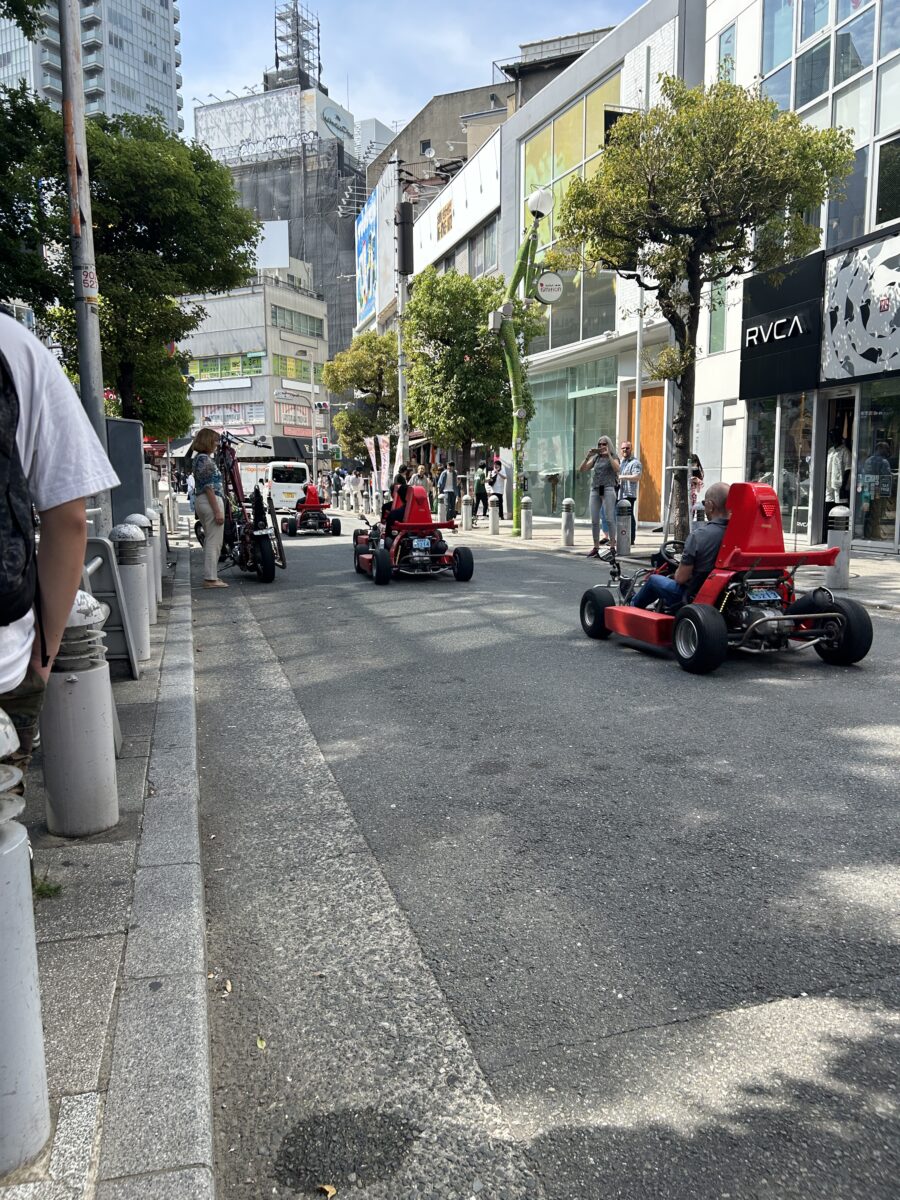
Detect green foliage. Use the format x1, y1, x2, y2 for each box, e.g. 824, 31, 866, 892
403, 268, 545, 463
0, 87, 59, 308
323, 331, 399, 458
1, 0, 44, 37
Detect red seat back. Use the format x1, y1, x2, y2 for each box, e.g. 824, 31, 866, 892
303, 484, 320, 507
402, 485, 434, 525
715, 482, 784, 567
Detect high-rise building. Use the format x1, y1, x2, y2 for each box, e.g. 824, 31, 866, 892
0, 1, 183, 131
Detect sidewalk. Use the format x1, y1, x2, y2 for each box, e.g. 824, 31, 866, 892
0, 551, 212, 1200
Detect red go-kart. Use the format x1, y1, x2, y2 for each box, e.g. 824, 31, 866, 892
580, 482, 873, 674
353, 485, 474, 584
280, 484, 341, 538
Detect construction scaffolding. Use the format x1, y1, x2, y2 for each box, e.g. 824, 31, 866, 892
272, 2, 321, 92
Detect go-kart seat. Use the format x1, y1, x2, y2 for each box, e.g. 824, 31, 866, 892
714, 482, 786, 568
400, 485, 436, 527
297, 484, 327, 512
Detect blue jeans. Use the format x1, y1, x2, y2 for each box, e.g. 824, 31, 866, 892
633, 573, 684, 609
590, 486, 616, 549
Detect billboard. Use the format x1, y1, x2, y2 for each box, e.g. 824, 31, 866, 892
376, 158, 398, 318
356, 191, 377, 325
195, 86, 355, 161
821, 232, 900, 381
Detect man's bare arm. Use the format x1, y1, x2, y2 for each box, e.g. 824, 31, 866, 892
31, 499, 88, 680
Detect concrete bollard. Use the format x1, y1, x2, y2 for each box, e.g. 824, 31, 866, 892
0, 712, 51, 1175
488, 493, 500, 535
110, 523, 150, 662
42, 591, 119, 837
615, 498, 632, 558
825, 504, 851, 590
372, 490, 382, 519
521, 495, 533, 540
560, 497, 575, 547
126, 512, 156, 625
438, 494, 447, 523
148, 505, 165, 603
461, 494, 473, 531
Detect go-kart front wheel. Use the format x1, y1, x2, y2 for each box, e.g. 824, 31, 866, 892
372, 547, 392, 585
331, 518, 342, 537
813, 597, 873, 665
673, 604, 728, 674
452, 546, 474, 582
353, 547, 366, 575
580, 586, 614, 639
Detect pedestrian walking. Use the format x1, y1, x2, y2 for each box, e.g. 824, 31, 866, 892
412, 464, 432, 498
617, 439, 642, 544
489, 457, 507, 520
690, 455, 705, 521
438, 461, 458, 519
0, 313, 119, 795
331, 469, 343, 506
190, 427, 228, 588
473, 460, 489, 518
346, 468, 361, 512
579, 435, 619, 558
186, 471, 195, 512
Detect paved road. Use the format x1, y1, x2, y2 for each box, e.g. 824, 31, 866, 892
195, 531, 900, 1199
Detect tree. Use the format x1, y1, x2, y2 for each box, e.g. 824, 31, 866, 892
35, 112, 259, 428
2, 0, 44, 37
556, 75, 854, 534
323, 331, 399, 459
403, 267, 545, 468
0, 86, 58, 309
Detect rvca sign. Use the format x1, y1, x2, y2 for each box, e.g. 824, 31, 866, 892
744, 314, 805, 347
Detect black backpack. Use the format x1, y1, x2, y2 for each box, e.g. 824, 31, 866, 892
0, 343, 38, 626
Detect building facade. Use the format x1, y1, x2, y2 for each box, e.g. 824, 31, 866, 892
0, 1, 183, 130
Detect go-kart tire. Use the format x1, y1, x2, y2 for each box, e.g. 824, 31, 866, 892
255, 536, 276, 583
580, 586, 614, 639
673, 604, 728, 674
280, 518, 289, 535
331, 518, 342, 537
353, 548, 366, 575
452, 546, 474, 582
813, 597, 873, 665
372, 547, 392, 585
287, 518, 298, 538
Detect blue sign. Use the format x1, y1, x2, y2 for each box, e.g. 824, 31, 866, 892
355, 191, 377, 325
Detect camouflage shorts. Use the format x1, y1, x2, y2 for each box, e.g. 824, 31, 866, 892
0, 664, 47, 794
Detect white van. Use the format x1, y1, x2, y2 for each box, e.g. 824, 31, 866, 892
261, 461, 310, 511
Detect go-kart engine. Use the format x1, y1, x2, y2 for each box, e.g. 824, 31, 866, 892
736, 604, 784, 644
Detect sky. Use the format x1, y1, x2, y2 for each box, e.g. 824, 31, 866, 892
180, 0, 641, 139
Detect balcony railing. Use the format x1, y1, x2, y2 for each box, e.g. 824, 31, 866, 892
41, 71, 62, 94
80, 6, 102, 26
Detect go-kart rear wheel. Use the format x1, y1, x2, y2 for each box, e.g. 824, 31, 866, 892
287, 517, 298, 538
353, 547, 366, 575
813, 597, 873, 665
580, 586, 614, 639
673, 604, 728, 674
372, 547, 392, 585
331, 518, 342, 537
255, 536, 276, 583
452, 546, 474, 582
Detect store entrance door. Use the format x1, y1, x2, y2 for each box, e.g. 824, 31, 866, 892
820, 390, 855, 541
628, 386, 664, 524
852, 380, 900, 550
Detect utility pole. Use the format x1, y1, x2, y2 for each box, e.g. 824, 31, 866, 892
395, 189, 413, 472
59, 0, 112, 532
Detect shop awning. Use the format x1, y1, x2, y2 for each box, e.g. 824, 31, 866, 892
272, 436, 311, 461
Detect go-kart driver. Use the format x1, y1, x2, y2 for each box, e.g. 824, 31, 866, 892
381, 474, 409, 545
632, 482, 730, 609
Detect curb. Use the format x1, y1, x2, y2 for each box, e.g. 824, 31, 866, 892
96, 552, 214, 1200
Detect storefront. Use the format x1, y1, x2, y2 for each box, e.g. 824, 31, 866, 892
740, 225, 900, 551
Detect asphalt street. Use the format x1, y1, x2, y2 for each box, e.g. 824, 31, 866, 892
194, 527, 900, 1199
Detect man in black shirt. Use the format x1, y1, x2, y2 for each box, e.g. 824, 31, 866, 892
632, 482, 730, 608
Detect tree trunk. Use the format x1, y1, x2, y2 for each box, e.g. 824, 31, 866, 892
671, 267, 703, 542
118, 361, 139, 421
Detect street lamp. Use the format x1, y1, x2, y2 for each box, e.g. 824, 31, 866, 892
493, 186, 554, 535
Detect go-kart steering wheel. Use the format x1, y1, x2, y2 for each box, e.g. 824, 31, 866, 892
660, 539, 685, 567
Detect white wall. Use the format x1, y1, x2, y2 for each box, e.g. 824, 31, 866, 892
413, 131, 501, 274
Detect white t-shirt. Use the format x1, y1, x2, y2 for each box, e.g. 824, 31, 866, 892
490, 464, 507, 494
0, 316, 120, 693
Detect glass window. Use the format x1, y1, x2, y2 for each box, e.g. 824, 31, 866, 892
762, 0, 795, 73
523, 368, 573, 515
876, 135, 900, 224
718, 24, 736, 81
551, 168, 581, 239
581, 269, 616, 340
746, 397, 778, 484
796, 39, 831, 106
837, 0, 871, 20
584, 73, 621, 158
470, 230, 485, 278
483, 217, 497, 272
763, 64, 793, 110
833, 74, 873, 143
827, 145, 869, 245
778, 392, 813, 534
853, 382, 899, 541
523, 124, 552, 196
877, 57, 900, 136
552, 99, 584, 179
550, 270, 581, 349
571, 355, 618, 515
708, 280, 727, 353
881, 1, 900, 57
800, 0, 829, 44
835, 8, 875, 85
802, 98, 830, 128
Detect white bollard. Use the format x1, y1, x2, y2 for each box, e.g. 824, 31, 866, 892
110, 523, 150, 661
0, 713, 50, 1175
521, 495, 533, 540
825, 505, 851, 590
461, 494, 473, 531
488, 494, 500, 535
126, 513, 156, 625
149, 505, 164, 603
438, 494, 447, 523
560, 497, 575, 547
615, 498, 632, 558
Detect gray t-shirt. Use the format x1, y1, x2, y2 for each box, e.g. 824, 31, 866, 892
681, 517, 729, 599
591, 455, 618, 491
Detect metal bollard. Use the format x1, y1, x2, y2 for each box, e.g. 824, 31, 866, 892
560, 497, 575, 547
372, 490, 382, 519
461, 494, 473, 531
438, 494, 447, 523
825, 504, 851, 590
488, 493, 500, 535
41, 591, 119, 837
615, 497, 632, 558
126, 512, 156, 625
110, 523, 150, 661
521, 495, 533, 539
0, 712, 51, 1174
148, 504, 165, 603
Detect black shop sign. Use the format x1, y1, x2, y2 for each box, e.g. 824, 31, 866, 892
740, 251, 824, 399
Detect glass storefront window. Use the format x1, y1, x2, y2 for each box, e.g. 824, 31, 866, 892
853, 381, 899, 541
718, 24, 736, 81
827, 145, 868, 245
762, 0, 795, 74
524, 368, 572, 515
881, 0, 900, 57
581, 269, 616, 341
796, 39, 831, 107
875, 135, 900, 224
877, 57, 900, 136
835, 8, 875, 85
746, 397, 778, 486
833, 74, 873, 145
524, 123, 552, 197
552, 99, 584, 179
778, 392, 813, 535
550, 270, 581, 349
802, 98, 830, 129
584, 73, 621, 158
800, 0, 829, 45
551, 168, 581, 239
763, 63, 793, 110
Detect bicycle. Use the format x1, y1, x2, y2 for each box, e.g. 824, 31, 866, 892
193, 431, 287, 582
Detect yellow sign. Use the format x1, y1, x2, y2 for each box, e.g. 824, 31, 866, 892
437, 200, 453, 240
